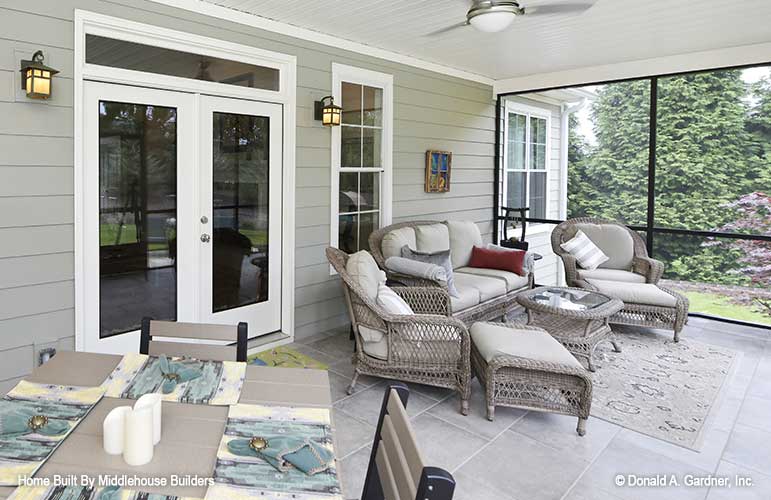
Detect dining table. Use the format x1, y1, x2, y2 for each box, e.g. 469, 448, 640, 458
0, 351, 335, 499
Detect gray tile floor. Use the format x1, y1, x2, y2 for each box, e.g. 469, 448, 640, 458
292, 317, 771, 500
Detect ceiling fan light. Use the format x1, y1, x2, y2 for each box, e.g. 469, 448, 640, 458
468, 11, 516, 32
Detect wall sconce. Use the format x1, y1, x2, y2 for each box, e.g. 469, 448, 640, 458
314, 95, 342, 127
20, 50, 59, 99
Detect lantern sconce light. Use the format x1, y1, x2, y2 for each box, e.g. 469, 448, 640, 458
20, 50, 59, 99
314, 95, 342, 127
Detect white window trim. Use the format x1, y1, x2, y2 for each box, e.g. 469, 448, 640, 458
502, 100, 552, 228
73, 10, 298, 350
330, 63, 393, 272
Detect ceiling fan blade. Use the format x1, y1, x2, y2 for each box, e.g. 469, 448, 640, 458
524, 2, 594, 16
425, 21, 470, 37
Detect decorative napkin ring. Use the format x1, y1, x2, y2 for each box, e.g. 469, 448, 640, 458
249, 436, 268, 451
27, 414, 49, 432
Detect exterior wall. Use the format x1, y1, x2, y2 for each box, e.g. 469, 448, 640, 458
0, 0, 495, 389
499, 95, 564, 286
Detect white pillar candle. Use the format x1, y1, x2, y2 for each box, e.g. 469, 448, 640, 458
123, 405, 154, 466
103, 406, 131, 455
134, 394, 162, 445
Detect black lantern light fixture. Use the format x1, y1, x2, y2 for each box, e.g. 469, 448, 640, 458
20, 50, 59, 99
314, 95, 342, 127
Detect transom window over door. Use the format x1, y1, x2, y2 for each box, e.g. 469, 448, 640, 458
504, 104, 550, 219
331, 64, 393, 257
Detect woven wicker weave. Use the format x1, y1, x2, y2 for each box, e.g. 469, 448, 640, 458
470, 322, 593, 436
551, 218, 688, 341
326, 247, 471, 415
369, 220, 533, 326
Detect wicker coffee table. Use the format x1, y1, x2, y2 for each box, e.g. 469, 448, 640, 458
517, 286, 624, 372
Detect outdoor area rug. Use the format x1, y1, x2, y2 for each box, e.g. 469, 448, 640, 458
590, 328, 737, 450
249, 346, 328, 370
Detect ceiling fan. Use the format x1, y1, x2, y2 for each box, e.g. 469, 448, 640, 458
428, 0, 593, 36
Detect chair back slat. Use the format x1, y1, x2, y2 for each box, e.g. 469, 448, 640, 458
362, 383, 455, 500
140, 317, 248, 362
381, 415, 418, 500
385, 391, 424, 486
375, 444, 402, 500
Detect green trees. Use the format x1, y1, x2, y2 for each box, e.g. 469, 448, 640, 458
567, 68, 770, 292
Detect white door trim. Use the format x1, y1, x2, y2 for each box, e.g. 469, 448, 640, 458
74, 10, 297, 351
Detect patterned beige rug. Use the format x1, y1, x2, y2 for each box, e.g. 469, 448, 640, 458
590, 328, 737, 450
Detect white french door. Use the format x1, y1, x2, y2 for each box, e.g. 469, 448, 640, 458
82, 81, 282, 354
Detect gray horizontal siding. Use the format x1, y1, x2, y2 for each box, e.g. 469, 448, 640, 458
0, 0, 495, 386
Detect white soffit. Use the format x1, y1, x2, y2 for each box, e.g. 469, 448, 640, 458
153, 0, 771, 85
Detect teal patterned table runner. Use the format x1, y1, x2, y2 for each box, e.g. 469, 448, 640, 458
206, 404, 342, 500
0, 381, 104, 486
102, 353, 246, 406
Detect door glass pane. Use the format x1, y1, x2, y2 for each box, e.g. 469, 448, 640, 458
341, 82, 362, 125
339, 172, 359, 213
531, 143, 547, 170
359, 212, 379, 252
212, 112, 270, 313
339, 214, 358, 254
529, 172, 547, 218
362, 127, 381, 167
99, 101, 177, 338
359, 172, 380, 211
531, 116, 547, 144
341, 126, 361, 168
363, 86, 383, 127
506, 171, 526, 208
86, 35, 280, 91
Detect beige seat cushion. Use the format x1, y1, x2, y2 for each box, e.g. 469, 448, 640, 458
362, 335, 388, 360
577, 268, 646, 284
446, 220, 483, 269
587, 279, 677, 307
381, 227, 416, 261
470, 322, 583, 369
414, 223, 450, 254
346, 250, 386, 301
456, 267, 529, 292
454, 272, 507, 302
574, 223, 635, 270
450, 285, 481, 312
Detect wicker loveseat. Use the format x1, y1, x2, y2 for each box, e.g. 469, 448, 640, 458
326, 247, 471, 414
551, 218, 688, 340
369, 220, 534, 326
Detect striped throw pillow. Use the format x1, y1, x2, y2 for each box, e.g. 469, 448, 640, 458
376, 283, 414, 315
560, 229, 609, 271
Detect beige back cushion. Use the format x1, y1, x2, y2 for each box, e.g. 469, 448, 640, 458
414, 223, 450, 254
446, 220, 483, 269
346, 251, 386, 301
574, 223, 634, 270
381, 227, 417, 261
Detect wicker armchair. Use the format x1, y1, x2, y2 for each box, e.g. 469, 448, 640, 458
326, 247, 471, 415
551, 217, 664, 287
369, 220, 534, 326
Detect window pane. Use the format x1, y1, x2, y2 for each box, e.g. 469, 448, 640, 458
655, 68, 769, 235
339, 214, 358, 254
342, 82, 362, 125
211, 112, 270, 313
507, 140, 525, 170
506, 171, 526, 208
359, 212, 379, 252
529, 172, 547, 218
531, 116, 547, 144
99, 101, 177, 338
341, 126, 362, 167
362, 127, 381, 168
508, 113, 526, 142
565, 80, 651, 225
359, 172, 380, 211
530, 143, 547, 170
655, 232, 771, 326
86, 35, 279, 91
339, 172, 359, 213
363, 86, 383, 127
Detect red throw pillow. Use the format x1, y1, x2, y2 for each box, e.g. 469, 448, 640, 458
468, 246, 526, 276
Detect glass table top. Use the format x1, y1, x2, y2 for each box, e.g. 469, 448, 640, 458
529, 287, 611, 312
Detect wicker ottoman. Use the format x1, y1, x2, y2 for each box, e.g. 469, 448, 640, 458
470, 322, 593, 436
585, 279, 689, 342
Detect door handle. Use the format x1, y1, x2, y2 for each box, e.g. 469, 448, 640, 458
200, 233, 211, 243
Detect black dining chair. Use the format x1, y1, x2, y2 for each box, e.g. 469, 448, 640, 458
361, 382, 456, 500
140, 317, 248, 362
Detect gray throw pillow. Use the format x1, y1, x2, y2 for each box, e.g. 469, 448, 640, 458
385, 256, 448, 283
401, 246, 459, 298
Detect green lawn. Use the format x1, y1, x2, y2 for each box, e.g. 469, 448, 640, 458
682, 291, 771, 326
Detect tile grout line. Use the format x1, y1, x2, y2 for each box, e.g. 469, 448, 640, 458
449, 411, 529, 474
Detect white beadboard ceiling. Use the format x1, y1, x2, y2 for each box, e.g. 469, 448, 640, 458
200, 0, 771, 81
